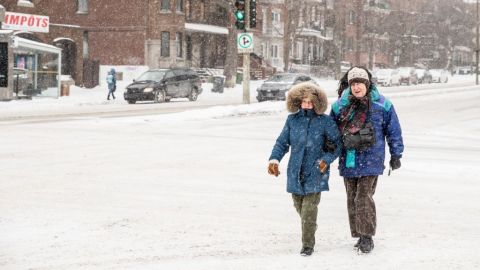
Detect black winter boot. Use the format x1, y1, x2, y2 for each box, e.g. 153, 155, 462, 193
300, 247, 314, 256
354, 237, 361, 248
358, 235, 374, 253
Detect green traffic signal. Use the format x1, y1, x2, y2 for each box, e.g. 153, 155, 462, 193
234, 0, 246, 30
235, 10, 245, 20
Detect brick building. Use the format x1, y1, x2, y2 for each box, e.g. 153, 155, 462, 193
2, 0, 229, 87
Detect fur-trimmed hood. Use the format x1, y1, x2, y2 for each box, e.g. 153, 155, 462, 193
286, 82, 328, 115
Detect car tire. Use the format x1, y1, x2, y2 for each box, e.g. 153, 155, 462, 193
154, 90, 165, 103
127, 100, 136, 104
188, 88, 198, 101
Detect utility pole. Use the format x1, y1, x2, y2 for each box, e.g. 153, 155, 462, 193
242, 0, 250, 104
476, 0, 479, 85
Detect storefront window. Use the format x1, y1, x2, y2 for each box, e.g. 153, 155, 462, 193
13, 45, 60, 97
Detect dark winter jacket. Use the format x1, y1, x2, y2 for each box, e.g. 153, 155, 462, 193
330, 85, 404, 177
269, 82, 342, 195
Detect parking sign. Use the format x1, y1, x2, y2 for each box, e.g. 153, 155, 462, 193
237, 33, 254, 53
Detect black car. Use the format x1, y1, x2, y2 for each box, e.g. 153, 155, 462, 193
256, 73, 316, 102
124, 68, 203, 104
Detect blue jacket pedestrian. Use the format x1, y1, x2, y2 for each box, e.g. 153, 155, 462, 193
329, 66, 404, 253
267, 82, 341, 256
107, 68, 116, 100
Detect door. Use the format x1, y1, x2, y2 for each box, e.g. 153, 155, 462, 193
173, 69, 190, 97
164, 70, 178, 97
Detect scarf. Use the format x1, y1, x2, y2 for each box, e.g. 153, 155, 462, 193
338, 96, 370, 135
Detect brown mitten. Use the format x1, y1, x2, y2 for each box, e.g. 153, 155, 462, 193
319, 160, 328, 173
268, 162, 280, 177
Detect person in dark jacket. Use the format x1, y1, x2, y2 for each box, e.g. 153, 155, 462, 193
330, 67, 404, 254
268, 82, 342, 256
106, 68, 116, 100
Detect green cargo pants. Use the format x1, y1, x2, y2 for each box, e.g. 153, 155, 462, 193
292, 192, 321, 249
344, 176, 378, 237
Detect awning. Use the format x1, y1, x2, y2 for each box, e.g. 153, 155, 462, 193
13, 36, 62, 54
185, 23, 228, 35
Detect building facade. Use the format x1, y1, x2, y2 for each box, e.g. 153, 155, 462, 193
2, 0, 229, 87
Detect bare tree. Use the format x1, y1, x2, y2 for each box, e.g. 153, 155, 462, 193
283, 0, 304, 72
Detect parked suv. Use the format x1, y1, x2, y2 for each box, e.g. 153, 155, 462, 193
124, 68, 203, 104
397, 67, 418, 85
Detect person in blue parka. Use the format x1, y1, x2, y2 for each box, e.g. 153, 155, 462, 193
330, 67, 404, 254
268, 82, 341, 256
106, 68, 116, 100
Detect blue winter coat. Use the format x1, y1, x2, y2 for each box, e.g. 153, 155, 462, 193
330, 85, 404, 177
269, 109, 342, 195
107, 69, 116, 91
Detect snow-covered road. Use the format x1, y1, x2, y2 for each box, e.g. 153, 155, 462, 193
1, 78, 480, 269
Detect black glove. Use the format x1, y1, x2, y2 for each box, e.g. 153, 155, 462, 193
389, 157, 401, 170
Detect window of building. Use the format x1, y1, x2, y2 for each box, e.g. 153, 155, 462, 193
186, 35, 192, 60
346, 37, 354, 51
161, 0, 170, 11
77, 0, 88, 14
17, 0, 34, 8
161, 31, 170, 57
270, 45, 278, 58
326, 0, 334, 10
83, 31, 89, 59
186, 0, 193, 19
176, 32, 183, 58
348, 10, 356, 24
176, 0, 184, 12
272, 12, 280, 23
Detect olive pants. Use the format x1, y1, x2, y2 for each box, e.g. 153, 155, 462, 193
292, 192, 321, 248
344, 176, 378, 237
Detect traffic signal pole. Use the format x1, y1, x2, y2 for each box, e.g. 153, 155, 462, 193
243, 0, 250, 104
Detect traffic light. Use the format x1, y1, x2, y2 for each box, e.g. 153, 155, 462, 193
234, 0, 245, 30
250, 0, 257, 28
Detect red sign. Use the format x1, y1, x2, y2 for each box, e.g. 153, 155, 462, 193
2, 12, 49, 33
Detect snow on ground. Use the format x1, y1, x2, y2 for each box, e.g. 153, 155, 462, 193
0, 75, 480, 269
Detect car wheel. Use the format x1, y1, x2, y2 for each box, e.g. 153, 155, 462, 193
189, 88, 198, 101
165, 98, 171, 102
154, 90, 165, 103
127, 100, 136, 104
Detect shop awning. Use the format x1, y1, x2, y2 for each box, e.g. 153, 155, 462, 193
13, 36, 62, 54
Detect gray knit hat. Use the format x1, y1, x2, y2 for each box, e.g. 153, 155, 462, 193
347, 67, 369, 85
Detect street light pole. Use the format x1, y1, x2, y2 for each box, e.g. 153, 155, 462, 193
242, 0, 250, 104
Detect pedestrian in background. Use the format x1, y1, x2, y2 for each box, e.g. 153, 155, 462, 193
268, 82, 341, 256
330, 67, 404, 254
106, 68, 116, 100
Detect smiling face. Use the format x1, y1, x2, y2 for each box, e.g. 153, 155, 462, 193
301, 97, 314, 110
350, 81, 367, 98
